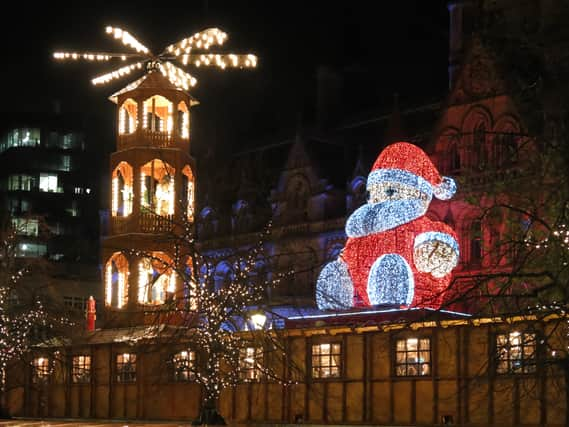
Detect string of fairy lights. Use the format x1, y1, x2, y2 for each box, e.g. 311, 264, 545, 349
53, 26, 257, 91
0, 227, 70, 392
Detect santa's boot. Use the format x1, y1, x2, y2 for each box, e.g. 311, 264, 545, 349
316, 259, 354, 310
367, 254, 414, 306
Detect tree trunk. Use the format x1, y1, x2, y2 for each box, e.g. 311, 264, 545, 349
0, 366, 10, 419
192, 397, 226, 425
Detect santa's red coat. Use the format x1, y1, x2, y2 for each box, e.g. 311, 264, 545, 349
341, 215, 457, 309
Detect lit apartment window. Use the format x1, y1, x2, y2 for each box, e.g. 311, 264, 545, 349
239, 347, 263, 381
66, 200, 80, 217
72, 355, 91, 383
32, 357, 50, 383
60, 155, 71, 171
496, 331, 537, 374
172, 350, 196, 381
17, 242, 47, 258
11, 218, 39, 236
1, 128, 40, 152
395, 337, 431, 376
311, 343, 341, 379
116, 353, 136, 382
8, 175, 34, 191
39, 173, 60, 192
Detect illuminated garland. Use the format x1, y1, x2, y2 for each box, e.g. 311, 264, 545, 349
0, 225, 71, 392
317, 142, 460, 310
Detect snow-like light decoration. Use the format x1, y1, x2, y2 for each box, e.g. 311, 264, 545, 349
316, 142, 460, 310
179, 101, 190, 139
53, 26, 257, 90
105, 253, 129, 308
112, 162, 133, 217
118, 99, 137, 134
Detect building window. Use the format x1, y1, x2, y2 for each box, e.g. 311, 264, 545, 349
39, 173, 61, 193
470, 220, 483, 265
1, 128, 40, 152
59, 155, 71, 171
32, 357, 50, 383
116, 353, 136, 382
496, 331, 537, 374
64, 296, 87, 311
72, 355, 91, 383
172, 350, 195, 381
16, 242, 47, 258
8, 174, 34, 191
239, 347, 263, 381
11, 218, 38, 236
311, 342, 341, 379
395, 337, 431, 377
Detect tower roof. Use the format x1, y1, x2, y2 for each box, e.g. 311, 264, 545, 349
108, 71, 200, 106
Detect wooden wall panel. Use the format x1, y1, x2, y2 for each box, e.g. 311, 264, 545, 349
326, 382, 343, 423
234, 384, 249, 421
371, 381, 390, 424
308, 382, 324, 422
345, 382, 364, 422
438, 379, 458, 422
371, 334, 390, 378
346, 335, 364, 379
415, 380, 434, 424
493, 380, 514, 425
393, 382, 412, 425
437, 329, 457, 378
266, 383, 283, 421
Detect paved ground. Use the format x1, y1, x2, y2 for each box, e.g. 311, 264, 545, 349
0, 421, 194, 426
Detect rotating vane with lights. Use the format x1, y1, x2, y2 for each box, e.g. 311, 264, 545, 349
54, 26, 257, 90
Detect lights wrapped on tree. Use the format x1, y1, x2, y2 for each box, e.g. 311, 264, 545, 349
316, 142, 460, 310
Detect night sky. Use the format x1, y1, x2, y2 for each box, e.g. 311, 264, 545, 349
0, 1, 450, 154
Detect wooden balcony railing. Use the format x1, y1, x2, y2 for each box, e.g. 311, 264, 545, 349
110, 211, 175, 235
117, 129, 189, 151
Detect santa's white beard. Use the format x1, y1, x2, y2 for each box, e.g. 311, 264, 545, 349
345, 199, 428, 238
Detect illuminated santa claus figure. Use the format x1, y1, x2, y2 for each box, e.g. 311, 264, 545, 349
316, 142, 459, 310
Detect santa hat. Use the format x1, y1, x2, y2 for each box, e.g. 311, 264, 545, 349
367, 142, 456, 200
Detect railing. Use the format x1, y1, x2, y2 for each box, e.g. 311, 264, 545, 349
117, 129, 189, 151
111, 216, 135, 235
139, 211, 174, 233
110, 212, 175, 234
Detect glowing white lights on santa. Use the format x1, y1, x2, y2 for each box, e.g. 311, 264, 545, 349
316, 142, 459, 310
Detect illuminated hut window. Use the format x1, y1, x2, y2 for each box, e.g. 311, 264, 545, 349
137, 252, 176, 305
105, 252, 129, 309
142, 95, 173, 133
395, 337, 431, 376
140, 159, 175, 216
311, 343, 341, 378
496, 331, 536, 374
239, 347, 262, 381
72, 355, 91, 383
171, 350, 196, 381
116, 353, 136, 383
118, 98, 137, 134
182, 165, 195, 221
32, 357, 50, 384
177, 101, 190, 139
112, 161, 133, 217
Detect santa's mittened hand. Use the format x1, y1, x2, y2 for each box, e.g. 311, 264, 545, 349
414, 240, 459, 278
